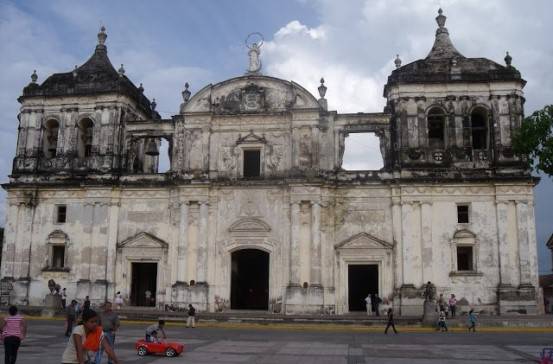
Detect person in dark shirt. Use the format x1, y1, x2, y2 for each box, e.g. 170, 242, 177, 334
65, 300, 77, 337
187, 304, 196, 328
384, 308, 398, 334
83, 296, 91, 310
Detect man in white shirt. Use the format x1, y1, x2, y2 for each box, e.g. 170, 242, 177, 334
365, 294, 372, 316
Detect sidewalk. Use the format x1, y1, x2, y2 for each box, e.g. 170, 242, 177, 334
10, 305, 553, 330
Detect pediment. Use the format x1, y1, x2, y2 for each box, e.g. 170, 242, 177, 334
229, 218, 271, 233
48, 229, 68, 240
183, 75, 320, 114
453, 229, 476, 239
236, 131, 266, 145
335, 232, 393, 250
117, 232, 168, 249
48, 230, 69, 244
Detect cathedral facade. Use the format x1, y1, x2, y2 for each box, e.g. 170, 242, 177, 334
1, 10, 540, 315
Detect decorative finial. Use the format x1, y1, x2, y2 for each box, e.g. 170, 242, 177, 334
317, 77, 328, 111
31, 70, 38, 84
436, 8, 446, 29
151, 98, 157, 111
118, 64, 125, 76
504, 51, 512, 67
97, 25, 107, 45
138, 83, 144, 93
394, 54, 402, 69
245, 32, 264, 74
73, 65, 78, 78
182, 82, 191, 102
318, 78, 327, 98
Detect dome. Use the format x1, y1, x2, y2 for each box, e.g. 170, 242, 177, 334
182, 74, 321, 114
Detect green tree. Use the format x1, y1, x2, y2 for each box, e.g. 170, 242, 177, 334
512, 105, 553, 176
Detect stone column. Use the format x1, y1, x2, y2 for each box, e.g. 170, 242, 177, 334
289, 201, 301, 286
310, 201, 321, 286
15, 203, 32, 279
105, 200, 120, 300
495, 200, 513, 286
177, 201, 189, 283
420, 201, 433, 283
2, 202, 20, 278
526, 201, 539, 285
516, 200, 531, 285
311, 127, 320, 169
391, 199, 403, 289
401, 202, 422, 286
197, 201, 209, 283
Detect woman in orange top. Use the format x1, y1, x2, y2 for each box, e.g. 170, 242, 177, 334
61, 309, 119, 364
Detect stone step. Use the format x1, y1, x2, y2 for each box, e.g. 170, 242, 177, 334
4, 306, 553, 327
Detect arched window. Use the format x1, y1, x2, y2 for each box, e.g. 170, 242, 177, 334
43, 119, 59, 158
77, 118, 94, 158
470, 108, 488, 150
46, 230, 69, 271
450, 229, 479, 273
427, 108, 446, 148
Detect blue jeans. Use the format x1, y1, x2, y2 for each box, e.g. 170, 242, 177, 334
95, 331, 115, 364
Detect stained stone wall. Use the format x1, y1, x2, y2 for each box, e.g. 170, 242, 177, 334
1, 180, 538, 315
1, 15, 540, 314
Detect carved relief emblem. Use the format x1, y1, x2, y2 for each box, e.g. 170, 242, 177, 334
221, 147, 236, 171
239, 194, 261, 217
266, 145, 283, 172
432, 151, 444, 161
241, 83, 265, 112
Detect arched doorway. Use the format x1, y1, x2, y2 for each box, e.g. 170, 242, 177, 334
230, 249, 269, 310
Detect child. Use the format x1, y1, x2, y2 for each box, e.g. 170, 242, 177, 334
61, 309, 119, 364
467, 309, 477, 332
1, 305, 26, 364
114, 292, 124, 310
438, 310, 448, 332
145, 320, 166, 342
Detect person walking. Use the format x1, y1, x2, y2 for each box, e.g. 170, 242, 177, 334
61, 288, 67, 309
61, 309, 119, 364
384, 308, 398, 335
364, 294, 372, 316
467, 309, 477, 332
448, 294, 457, 318
66, 300, 78, 337
438, 310, 448, 332
1, 306, 26, 364
96, 302, 120, 364
187, 304, 196, 328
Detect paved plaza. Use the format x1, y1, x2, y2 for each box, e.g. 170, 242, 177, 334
3, 319, 552, 363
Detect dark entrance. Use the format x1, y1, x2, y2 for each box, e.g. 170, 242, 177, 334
348, 264, 378, 312
231, 249, 269, 310
131, 262, 157, 306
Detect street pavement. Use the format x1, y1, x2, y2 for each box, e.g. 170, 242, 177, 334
3, 318, 552, 363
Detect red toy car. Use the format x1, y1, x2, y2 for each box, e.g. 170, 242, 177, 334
135, 339, 185, 357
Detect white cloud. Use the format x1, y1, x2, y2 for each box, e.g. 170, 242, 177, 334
261, 0, 553, 272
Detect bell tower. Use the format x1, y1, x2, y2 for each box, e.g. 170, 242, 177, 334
384, 9, 527, 175
13, 26, 158, 180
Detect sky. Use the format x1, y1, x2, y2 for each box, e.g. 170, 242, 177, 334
0, 0, 552, 272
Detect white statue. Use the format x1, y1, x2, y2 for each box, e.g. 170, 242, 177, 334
245, 33, 264, 74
